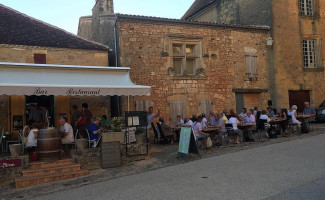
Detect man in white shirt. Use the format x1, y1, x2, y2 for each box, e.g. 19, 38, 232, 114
184, 116, 193, 127
260, 110, 271, 123
245, 111, 256, 124
238, 108, 247, 121
228, 114, 243, 143
59, 116, 74, 144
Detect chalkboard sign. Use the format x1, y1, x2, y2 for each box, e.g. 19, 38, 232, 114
177, 127, 200, 158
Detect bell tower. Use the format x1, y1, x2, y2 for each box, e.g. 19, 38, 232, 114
97, 0, 114, 15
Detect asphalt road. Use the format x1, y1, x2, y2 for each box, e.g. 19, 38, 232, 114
35, 133, 325, 200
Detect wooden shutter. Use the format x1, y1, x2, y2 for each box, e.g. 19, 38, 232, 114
169, 100, 186, 126
10, 96, 25, 137
199, 100, 212, 116
245, 53, 257, 78
56, 96, 70, 127
34, 54, 47, 64
135, 100, 152, 111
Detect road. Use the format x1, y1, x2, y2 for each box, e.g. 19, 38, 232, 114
35, 133, 325, 200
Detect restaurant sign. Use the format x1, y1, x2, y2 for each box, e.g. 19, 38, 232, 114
31, 87, 102, 96
0, 159, 22, 169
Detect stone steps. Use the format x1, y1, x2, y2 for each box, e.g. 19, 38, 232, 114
15, 170, 89, 188
22, 164, 81, 177
15, 159, 89, 188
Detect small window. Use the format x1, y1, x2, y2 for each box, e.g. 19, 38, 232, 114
34, 54, 46, 64
245, 53, 258, 79
172, 43, 199, 76
302, 39, 317, 68
300, 0, 314, 16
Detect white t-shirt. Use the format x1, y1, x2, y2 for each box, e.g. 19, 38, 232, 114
192, 122, 202, 138
260, 114, 271, 123
60, 123, 74, 142
185, 120, 193, 127
26, 128, 38, 147
228, 117, 240, 130
288, 110, 299, 123
175, 119, 184, 127
201, 117, 208, 127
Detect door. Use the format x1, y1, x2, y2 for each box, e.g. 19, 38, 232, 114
10, 95, 25, 138
243, 93, 259, 110
289, 90, 310, 113
235, 93, 244, 114
56, 96, 71, 127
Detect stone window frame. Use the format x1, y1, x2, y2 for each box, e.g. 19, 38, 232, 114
299, 0, 314, 16
165, 35, 206, 79
301, 36, 324, 71
302, 39, 318, 68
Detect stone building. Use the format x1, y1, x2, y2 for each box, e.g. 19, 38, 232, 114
0, 4, 110, 134
78, 0, 271, 123
182, 0, 325, 111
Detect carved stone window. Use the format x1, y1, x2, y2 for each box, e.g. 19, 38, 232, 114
302, 39, 317, 68
300, 0, 314, 16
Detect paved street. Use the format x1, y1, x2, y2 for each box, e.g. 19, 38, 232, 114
35, 131, 325, 200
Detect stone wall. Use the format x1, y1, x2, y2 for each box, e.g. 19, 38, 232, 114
116, 18, 270, 120
0, 45, 108, 66
193, 0, 272, 27
271, 0, 325, 108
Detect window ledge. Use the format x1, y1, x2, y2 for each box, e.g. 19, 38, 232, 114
170, 76, 206, 80
299, 15, 319, 20
303, 67, 324, 72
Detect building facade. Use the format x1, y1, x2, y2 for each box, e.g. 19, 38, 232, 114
78, 0, 271, 124
182, 0, 325, 111
0, 4, 110, 135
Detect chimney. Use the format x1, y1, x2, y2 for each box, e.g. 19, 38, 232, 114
98, 0, 114, 15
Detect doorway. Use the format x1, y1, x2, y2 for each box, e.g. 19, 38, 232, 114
288, 90, 310, 113
26, 95, 55, 126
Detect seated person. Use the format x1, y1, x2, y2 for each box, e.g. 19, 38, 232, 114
59, 116, 74, 144
221, 112, 229, 124
201, 113, 208, 128
214, 113, 227, 145
26, 122, 42, 150
159, 118, 176, 144
260, 110, 271, 123
184, 116, 193, 127
99, 115, 112, 129
276, 108, 288, 135
209, 111, 216, 125
245, 111, 256, 124
228, 113, 243, 144
193, 116, 209, 149
267, 107, 275, 116
288, 105, 301, 127
175, 115, 184, 127
303, 102, 316, 123
238, 108, 247, 121
88, 116, 103, 148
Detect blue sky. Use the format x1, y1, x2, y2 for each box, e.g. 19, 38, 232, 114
1, 0, 195, 34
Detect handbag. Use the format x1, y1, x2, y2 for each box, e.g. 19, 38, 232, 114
206, 137, 213, 148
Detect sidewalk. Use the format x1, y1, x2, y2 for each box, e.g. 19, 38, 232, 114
1, 124, 324, 200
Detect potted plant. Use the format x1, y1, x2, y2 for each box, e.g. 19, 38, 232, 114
102, 117, 125, 144
135, 128, 146, 144
111, 117, 125, 132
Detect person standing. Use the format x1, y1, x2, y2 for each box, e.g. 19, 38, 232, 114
71, 105, 81, 130
88, 117, 102, 148
147, 106, 160, 128
29, 104, 43, 123
78, 103, 93, 138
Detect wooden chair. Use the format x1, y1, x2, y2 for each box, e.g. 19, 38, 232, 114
151, 122, 159, 144
225, 123, 236, 144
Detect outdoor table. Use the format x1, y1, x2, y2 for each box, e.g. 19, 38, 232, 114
238, 123, 256, 141
202, 126, 220, 142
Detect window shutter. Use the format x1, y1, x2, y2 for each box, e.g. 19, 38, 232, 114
245, 53, 257, 78
199, 100, 212, 116
169, 100, 186, 126
135, 100, 153, 111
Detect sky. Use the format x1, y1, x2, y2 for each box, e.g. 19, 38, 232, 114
1, 0, 195, 34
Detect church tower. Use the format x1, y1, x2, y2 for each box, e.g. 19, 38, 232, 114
97, 0, 114, 15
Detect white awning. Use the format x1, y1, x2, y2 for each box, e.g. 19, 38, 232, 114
0, 62, 151, 96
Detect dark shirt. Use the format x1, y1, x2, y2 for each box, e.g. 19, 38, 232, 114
29, 109, 43, 122
71, 110, 81, 128
88, 123, 99, 140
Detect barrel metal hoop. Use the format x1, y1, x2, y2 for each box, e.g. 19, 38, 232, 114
38, 138, 62, 141
38, 150, 62, 153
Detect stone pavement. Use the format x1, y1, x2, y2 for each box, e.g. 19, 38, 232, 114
1, 124, 325, 200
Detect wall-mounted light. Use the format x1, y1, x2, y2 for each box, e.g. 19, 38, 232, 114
266, 36, 273, 46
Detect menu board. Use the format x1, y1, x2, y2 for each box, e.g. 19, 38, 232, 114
13, 115, 23, 130
178, 127, 192, 154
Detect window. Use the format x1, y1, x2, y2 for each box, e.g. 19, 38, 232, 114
135, 100, 153, 112
245, 53, 258, 79
199, 100, 212, 116
300, 0, 314, 16
172, 43, 199, 76
34, 54, 46, 64
302, 40, 317, 68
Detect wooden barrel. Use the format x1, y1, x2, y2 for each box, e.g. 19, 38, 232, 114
37, 128, 62, 161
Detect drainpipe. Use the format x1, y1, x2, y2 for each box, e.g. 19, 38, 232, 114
113, 16, 118, 67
